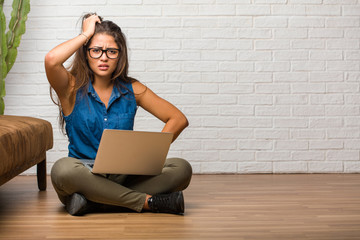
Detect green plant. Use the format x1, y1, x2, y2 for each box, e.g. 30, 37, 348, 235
0, 0, 30, 115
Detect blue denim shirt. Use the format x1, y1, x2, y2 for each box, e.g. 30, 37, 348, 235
64, 80, 137, 160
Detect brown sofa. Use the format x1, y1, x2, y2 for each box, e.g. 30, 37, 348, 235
0, 115, 53, 190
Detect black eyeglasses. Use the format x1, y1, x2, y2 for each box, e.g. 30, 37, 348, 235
88, 48, 120, 59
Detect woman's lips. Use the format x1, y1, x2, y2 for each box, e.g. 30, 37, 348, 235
98, 64, 109, 71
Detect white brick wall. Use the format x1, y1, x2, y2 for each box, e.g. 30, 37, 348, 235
3, 0, 360, 174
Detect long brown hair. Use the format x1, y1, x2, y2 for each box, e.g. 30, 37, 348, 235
50, 13, 138, 134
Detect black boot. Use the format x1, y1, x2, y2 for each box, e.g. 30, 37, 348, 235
148, 191, 184, 215
65, 193, 93, 216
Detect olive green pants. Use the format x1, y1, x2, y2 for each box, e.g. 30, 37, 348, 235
51, 157, 192, 212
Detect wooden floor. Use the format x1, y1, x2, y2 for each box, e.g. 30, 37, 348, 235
0, 174, 360, 240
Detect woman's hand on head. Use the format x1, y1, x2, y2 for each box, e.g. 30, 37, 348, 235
82, 14, 101, 38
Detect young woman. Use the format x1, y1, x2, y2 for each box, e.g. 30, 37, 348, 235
45, 13, 192, 216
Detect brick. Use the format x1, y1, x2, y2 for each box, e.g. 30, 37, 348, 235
327, 83, 359, 93
182, 129, 218, 139
182, 151, 219, 162
200, 162, 237, 174
292, 151, 325, 161
238, 118, 272, 128
309, 118, 342, 128
275, 140, 308, 150
203, 140, 237, 150
255, 106, 291, 116
292, 130, 326, 139
273, 72, 308, 82
310, 50, 343, 60
344, 140, 360, 150
292, 83, 326, 93
238, 140, 273, 150
325, 106, 360, 116
255, 40, 290, 50
327, 128, 360, 139
310, 140, 343, 150
166, 73, 200, 83
219, 62, 254, 72
254, 17, 288, 28
274, 50, 309, 61
345, 29, 360, 39
255, 84, 290, 94
290, 17, 325, 28
218, 40, 253, 50
343, 6, 360, 16
219, 129, 253, 139
256, 152, 291, 161
203, 117, 238, 128
162, 5, 199, 16
345, 95, 360, 105
293, 40, 325, 49
327, 150, 359, 161
344, 117, 360, 127
130, 51, 163, 61
220, 151, 254, 162
310, 94, 344, 105
305, 5, 341, 16
275, 95, 308, 105
146, 61, 181, 72
202, 95, 237, 105
238, 95, 273, 105
218, 17, 252, 28
146, 18, 181, 27
274, 29, 308, 39
237, 51, 272, 61
255, 62, 290, 72
183, 40, 217, 50
274, 162, 308, 173
327, 40, 360, 50
220, 106, 254, 116
293, 106, 325, 116
184, 61, 219, 72
236, 5, 271, 16
203, 73, 237, 83
170, 140, 201, 151
308, 162, 343, 173
344, 162, 360, 173
184, 107, 218, 116
326, 17, 360, 27
146, 40, 181, 49
255, 130, 289, 139
238, 29, 271, 39
202, 51, 236, 61
238, 162, 273, 173
309, 29, 343, 38
202, 28, 237, 39
182, 83, 218, 94
165, 51, 200, 61
274, 118, 308, 128
345, 51, 360, 60
199, 5, 236, 16
219, 84, 253, 94
165, 28, 201, 39
345, 73, 360, 82
310, 72, 343, 82
183, 18, 217, 28
292, 61, 325, 71
237, 73, 272, 83
272, 5, 306, 15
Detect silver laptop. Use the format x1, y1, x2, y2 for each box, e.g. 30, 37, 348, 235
82, 129, 173, 175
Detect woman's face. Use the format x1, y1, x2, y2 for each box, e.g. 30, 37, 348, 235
87, 33, 120, 81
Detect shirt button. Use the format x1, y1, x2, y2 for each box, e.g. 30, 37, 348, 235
104, 118, 108, 121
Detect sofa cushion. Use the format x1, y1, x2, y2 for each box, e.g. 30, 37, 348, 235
0, 116, 53, 176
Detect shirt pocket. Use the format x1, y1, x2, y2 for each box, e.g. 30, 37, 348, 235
115, 112, 135, 130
